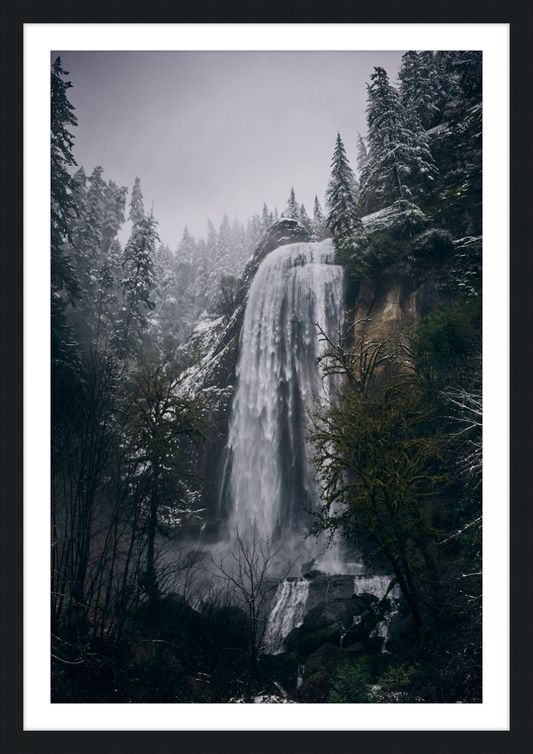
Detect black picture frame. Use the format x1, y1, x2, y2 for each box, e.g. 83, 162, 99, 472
1, 1, 531, 752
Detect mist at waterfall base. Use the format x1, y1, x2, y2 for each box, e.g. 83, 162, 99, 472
218, 238, 358, 577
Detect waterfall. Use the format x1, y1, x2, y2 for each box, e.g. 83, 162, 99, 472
353, 575, 402, 601
263, 578, 310, 654
221, 239, 344, 569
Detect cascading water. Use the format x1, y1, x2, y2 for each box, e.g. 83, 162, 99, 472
263, 578, 310, 654
353, 575, 401, 601
220, 239, 345, 570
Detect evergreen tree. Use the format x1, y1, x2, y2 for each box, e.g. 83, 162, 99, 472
443, 51, 482, 102
325, 133, 362, 261
299, 203, 312, 233
50, 57, 82, 431
171, 226, 198, 340
311, 195, 328, 242
231, 217, 249, 277
129, 177, 145, 225
356, 133, 369, 176
153, 243, 176, 314
102, 180, 128, 254
282, 186, 300, 220
176, 226, 197, 267
206, 218, 219, 297
215, 212, 233, 279
70, 166, 109, 336
261, 202, 273, 230
194, 237, 211, 313
248, 213, 263, 250
114, 212, 159, 355
398, 51, 442, 130
51, 57, 79, 301
360, 67, 438, 211
151, 242, 181, 360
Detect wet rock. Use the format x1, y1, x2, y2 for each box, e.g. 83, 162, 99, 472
297, 671, 332, 703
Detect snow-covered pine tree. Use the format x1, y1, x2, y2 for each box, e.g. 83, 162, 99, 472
261, 202, 273, 231
356, 133, 369, 177
282, 186, 300, 220
65, 167, 128, 343
72, 165, 107, 331
231, 217, 249, 277
444, 51, 482, 102
248, 213, 263, 250
172, 226, 198, 334
94, 237, 122, 344
215, 212, 233, 279
68, 167, 87, 252
129, 177, 145, 226
311, 195, 328, 242
150, 242, 182, 359
50, 56, 82, 390
206, 218, 219, 298
398, 51, 442, 130
299, 203, 312, 233
360, 67, 438, 212
193, 237, 211, 314
114, 211, 159, 356
153, 243, 176, 314
51, 56, 79, 302
325, 133, 362, 263
102, 181, 128, 254
176, 226, 197, 267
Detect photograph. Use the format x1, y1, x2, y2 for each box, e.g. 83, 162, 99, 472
49, 47, 484, 707
1, 3, 531, 753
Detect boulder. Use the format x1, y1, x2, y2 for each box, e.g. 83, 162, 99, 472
297, 644, 346, 703
284, 595, 381, 659
297, 671, 333, 703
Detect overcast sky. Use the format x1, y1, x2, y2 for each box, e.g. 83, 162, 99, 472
53, 50, 406, 247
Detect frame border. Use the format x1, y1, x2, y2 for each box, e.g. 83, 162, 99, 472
1, 1, 531, 752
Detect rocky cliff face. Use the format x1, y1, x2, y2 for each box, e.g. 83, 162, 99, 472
350, 270, 441, 342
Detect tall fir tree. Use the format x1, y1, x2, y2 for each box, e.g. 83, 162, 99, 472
129, 177, 145, 225
68, 167, 87, 255
216, 212, 233, 279
50, 56, 82, 399
356, 133, 369, 177
176, 226, 197, 267
51, 57, 80, 302
102, 181, 128, 254
325, 133, 362, 262
114, 212, 159, 355
311, 195, 328, 242
282, 186, 300, 220
398, 51, 442, 130
206, 218, 219, 296
193, 237, 213, 315
261, 202, 273, 231
299, 203, 312, 233
360, 67, 438, 211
